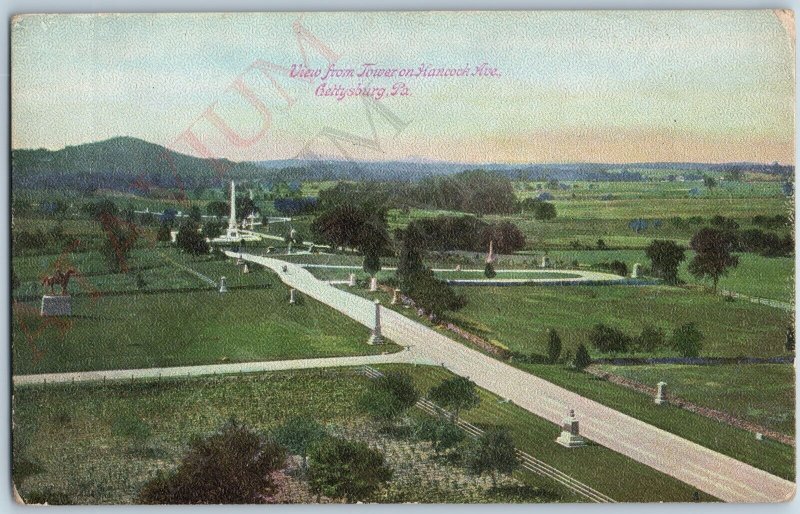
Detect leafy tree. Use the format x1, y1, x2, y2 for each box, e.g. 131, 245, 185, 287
596, 239, 607, 251
375, 371, 420, 411
360, 387, 406, 426
465, 427, 519, 488
202, 220, 226, 240
189, 205, 202, 223
703, 176, 717, 189
589, 323, 631, 354
484, 262, 497, 278
520, 198, 557, 220
98, 214, 139, 273
206, 201, 229, 218
176, 222, 210, 256
156, 222, 171, 243
271, 417, 327, 470
414, 418, 465, 455
670, 323, 704, 358
687, 228, 739, 291
573, 344, 591, 370
307, 437, 392, 503
138, 420, 286, 504
428, 376, 480, 421
634, 325, 666, 353
404, 269, 466, 318
547, 329, 562, 363
395, 225, 428, 284
645, 240, 686, 285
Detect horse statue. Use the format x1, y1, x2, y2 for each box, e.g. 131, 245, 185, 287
42, 267, 75, 295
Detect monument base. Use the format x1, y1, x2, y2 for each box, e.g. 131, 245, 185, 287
654, 397, 668, 405
41, 295, 72, 316
367, 332, 384, 345
555, 432, 586, 448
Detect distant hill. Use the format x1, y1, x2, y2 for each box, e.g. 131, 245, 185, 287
11, 136, 265, 191
12, 136, 793, 191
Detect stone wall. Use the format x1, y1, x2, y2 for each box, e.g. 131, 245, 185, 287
585, 365, 794, 447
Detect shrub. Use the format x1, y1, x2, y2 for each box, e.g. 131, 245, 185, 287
546, 329, 562, 363
138, 420, 287, 504
573, 344, 591, 370
589, 323, 631, 354
670, 323, 704, 358
307, 437, 392, 503
633, 325, 667, 353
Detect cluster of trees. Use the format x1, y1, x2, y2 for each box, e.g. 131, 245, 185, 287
311, 203, 391, 275
413, 170, 518, 215
206, 195, 258, 221
274, 197, 318, 216
406, 215, 526, 254
395, 225, 466, 317
139, 417, 393, 504
645, 240, 685, 285
518, 198, 557, 220
589, 322, 704, 358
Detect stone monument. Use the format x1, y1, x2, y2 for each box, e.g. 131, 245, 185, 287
40, 267, 75, 316
368, 299, 384, 344
242, 264, 249, 274
632, 263, 642, 278
655, 381, 668, 405
219, 276, 228, 293
391, 288, 401, 305
348, 273, 357, 287
289, 288, 297, 304
455, 264, 462, 272
486, 240, 497, 264
541, 255, 551, 268
369, 276, 378, 292
555, 409, 586, 448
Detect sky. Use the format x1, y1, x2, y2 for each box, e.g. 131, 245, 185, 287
11, 10, 795, 164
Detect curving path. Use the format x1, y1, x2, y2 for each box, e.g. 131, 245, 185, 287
230, 251, 795, 503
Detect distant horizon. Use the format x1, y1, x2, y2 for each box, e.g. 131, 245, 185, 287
11, 135, 793, 168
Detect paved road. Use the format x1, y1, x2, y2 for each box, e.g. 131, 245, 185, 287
13, 351, 424, 386
231, 251, 795, 503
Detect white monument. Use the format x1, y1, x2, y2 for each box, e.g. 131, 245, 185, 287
555, 409, 586, 448
368, 299, 384, 344
655, 381, 668, 405
211, 181, 262, 244
486, 240, 497, 264
632, 263, 642, 278
391, 288, 401, 305
289, 288, 297, 304
219, 276, 228, 293
369, 276, 378, 292
348, 273, 357, 287
541, 255, 551, 268
242, 264, 249, 274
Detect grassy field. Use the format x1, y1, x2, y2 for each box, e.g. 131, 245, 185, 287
515, 364, 795, 481
12, 262, 399, 374
348, 286, 794, 481
447, 285, 790, 359
12, 365, 713, 504
596, 364, 795, 435
381, 364, 715, 502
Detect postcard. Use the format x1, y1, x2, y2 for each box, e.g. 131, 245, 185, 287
10, 10, 796, 504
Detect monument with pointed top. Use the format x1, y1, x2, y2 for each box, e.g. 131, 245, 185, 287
486, 240, 497, 264
211, 180, 262, 244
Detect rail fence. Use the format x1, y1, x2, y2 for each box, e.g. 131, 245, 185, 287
359, 365, 615, 503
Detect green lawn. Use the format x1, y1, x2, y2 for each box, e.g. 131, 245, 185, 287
12, 271, 398, 375
382, 364, 715, 502
448, 285, 790, 359
12, 369, 373, 504
515, 364, 795, 481
596, 364, 795, 436
12, 366, 713, 504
